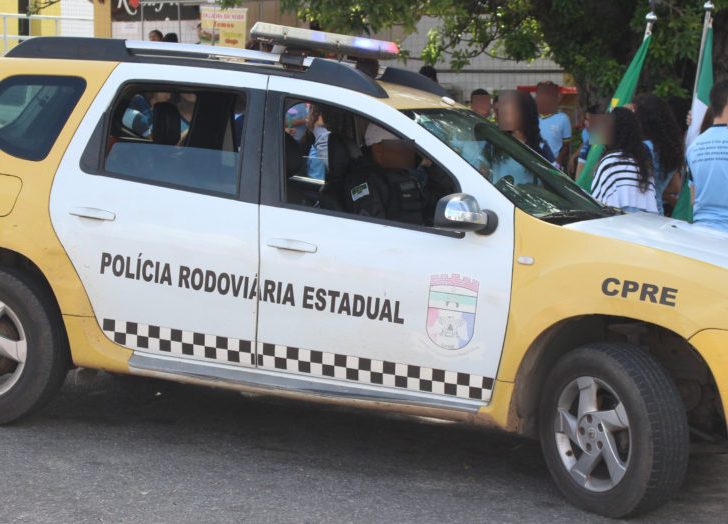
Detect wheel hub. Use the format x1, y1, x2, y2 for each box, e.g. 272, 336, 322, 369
576, 413, 605, 454
554, 376, 631, 492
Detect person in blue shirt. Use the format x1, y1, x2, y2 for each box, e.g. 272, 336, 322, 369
285, 103, 309, 142
686, 80, 728, 232
634, 94, 685, 215
536, 81, 572, 168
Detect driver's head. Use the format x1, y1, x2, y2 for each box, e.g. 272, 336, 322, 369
365, 124, 416, 170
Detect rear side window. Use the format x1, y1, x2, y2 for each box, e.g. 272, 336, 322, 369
99, 85, 246, 197
0, 75, 86, 161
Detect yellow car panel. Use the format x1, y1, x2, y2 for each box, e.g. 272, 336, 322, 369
0, 58, 131, 372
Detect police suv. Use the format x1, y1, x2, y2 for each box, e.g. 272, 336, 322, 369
1, 23, 727, 518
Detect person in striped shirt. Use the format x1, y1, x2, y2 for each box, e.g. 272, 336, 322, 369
590, 107, 658, 213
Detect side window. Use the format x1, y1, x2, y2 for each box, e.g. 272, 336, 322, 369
101, 85, 246, 196
0, 75, 86, 161
282, 98, 457, 228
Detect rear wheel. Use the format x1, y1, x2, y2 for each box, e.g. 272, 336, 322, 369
0, 269, 68, 424
538, 342, 689, 517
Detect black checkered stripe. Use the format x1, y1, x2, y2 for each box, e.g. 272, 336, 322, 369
257, 343, 493, 401
102, 319, 254, 365
102, 319, 494, 402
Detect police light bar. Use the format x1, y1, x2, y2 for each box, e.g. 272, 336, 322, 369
250, 22, 400, 60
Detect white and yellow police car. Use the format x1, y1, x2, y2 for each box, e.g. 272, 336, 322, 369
0, 23, 726, 518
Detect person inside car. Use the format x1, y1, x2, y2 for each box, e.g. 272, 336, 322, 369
343, 124, 453, 226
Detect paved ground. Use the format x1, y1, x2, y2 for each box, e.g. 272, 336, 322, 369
2, 373, 727, 524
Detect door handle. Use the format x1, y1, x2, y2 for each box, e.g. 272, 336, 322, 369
69, 207, 116, 221
266, 238, 318, 254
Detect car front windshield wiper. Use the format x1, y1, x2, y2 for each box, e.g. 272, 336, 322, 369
538, 208, 620, 225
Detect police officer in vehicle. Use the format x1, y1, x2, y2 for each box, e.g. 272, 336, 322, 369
344, 124, 453, 225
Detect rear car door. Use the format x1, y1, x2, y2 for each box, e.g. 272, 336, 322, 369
50, 63, 265, 371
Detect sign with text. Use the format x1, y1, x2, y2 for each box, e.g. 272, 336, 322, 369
199, 6, 247, 48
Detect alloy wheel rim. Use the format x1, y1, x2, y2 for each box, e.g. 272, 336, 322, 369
554, 376, 631, 492
0, 301, 27, 396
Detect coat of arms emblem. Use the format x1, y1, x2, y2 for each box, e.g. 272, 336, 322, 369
426, 274, 479, 350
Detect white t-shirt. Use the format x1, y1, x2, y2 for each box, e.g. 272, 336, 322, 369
591, 152, 658, 213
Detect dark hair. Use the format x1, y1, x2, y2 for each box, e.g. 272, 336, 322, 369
608, 107, 652, 191
471, 88, 490, 98
512, 90, 543, 152
633, 93, 683, 176
536, 80, 559, 93
700, 107, 715, 133
666, 95, 691, 134
586, 103, 604, 115
162, 33, 179, 43
419, 65, 438, 83
710, 80, 728, 116
149, 29, 163, 40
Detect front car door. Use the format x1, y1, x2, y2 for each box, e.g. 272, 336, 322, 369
51, 63, 265, 371
256, 77, 515, 410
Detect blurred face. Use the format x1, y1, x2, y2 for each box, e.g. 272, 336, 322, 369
590, 114, 614, 146
149, 31, 162, 42
471, 94, 492, 118
371, 140, 416, 170
535, 87, 559, 115
496, 95, 520, 133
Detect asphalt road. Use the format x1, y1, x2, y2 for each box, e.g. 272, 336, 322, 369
1, 372, 727, 524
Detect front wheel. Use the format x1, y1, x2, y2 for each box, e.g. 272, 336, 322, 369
538, 342, 689, 518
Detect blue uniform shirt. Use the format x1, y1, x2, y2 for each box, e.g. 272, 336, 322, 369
686, 124, 728, 231
539, 112, 571, 161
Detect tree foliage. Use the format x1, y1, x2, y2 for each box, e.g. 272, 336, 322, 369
277, 0, 728, 102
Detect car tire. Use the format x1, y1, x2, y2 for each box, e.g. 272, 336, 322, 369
538, 342, 689, 518
0, 268, 68, 424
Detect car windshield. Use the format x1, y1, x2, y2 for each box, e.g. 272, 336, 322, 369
404, 108, 614, 222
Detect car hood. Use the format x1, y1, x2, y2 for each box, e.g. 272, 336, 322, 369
565, 212, 728, 270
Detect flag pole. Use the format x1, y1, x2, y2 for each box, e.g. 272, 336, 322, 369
692, 2, 715, 101
644, 10, 657, 41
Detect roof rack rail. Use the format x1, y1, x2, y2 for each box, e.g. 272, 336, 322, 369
5, 36, 388, 99
5, 37, 129, 61
124, 40, 315, 67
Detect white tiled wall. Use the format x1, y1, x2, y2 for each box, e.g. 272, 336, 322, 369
59, 0, 94, 37
384, 17, 565, 101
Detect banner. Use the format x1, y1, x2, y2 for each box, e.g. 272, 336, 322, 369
576, 33, 653, 191
199, 6, 247, 48
686, 22, 714, 147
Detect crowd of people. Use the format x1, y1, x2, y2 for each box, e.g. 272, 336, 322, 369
457, 71, 728, 232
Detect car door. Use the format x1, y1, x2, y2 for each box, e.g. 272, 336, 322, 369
256, 77, 515, 409
50, 63, 265, 370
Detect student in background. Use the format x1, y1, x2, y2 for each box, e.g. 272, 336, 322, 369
148, 30, 163, 42
535, 81, 571, 168
470, 89, 492, 119
163, 33, 179, 43
686, 80, 728, 232
633, 94, 685, 215
591, 107, 657, 213
419, 65, 438, 84
497, 90, 555, 163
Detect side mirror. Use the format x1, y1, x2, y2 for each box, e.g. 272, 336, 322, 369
434, 193, 498, 235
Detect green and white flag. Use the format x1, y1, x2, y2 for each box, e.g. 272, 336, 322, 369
576, 32, 653, 191
686, 20, 714, 147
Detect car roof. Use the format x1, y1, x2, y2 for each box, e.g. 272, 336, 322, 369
5, 37, 453, 109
